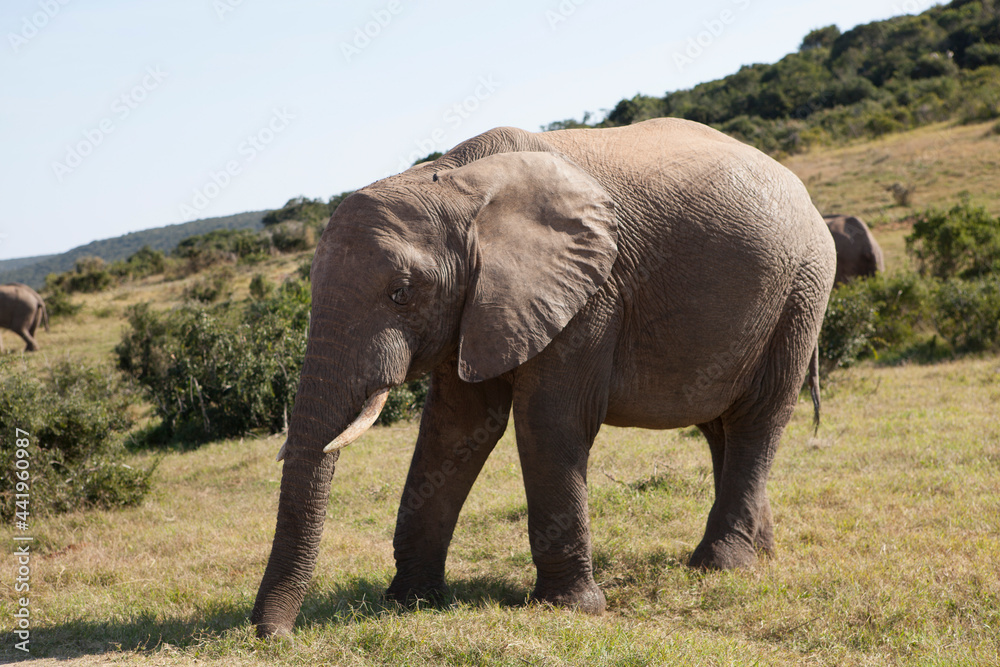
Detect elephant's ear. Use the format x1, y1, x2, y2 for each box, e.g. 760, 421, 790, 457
435, 152, 617, 383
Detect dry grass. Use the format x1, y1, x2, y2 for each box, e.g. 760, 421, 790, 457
784, 120, 1000, 223
2, 356, 999, 665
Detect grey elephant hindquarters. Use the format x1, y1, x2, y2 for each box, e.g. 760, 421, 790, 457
252, 117, 837, 637
0, 283, 49, 352
824, 214, 885, 285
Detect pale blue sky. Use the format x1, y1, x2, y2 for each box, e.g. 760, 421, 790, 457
0, 0, 932, 260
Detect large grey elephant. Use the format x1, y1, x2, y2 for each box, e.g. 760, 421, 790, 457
0, 283, 48, 352
824, 214, 885, 285
251, 118, 836, 637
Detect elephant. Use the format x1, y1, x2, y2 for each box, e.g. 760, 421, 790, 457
824, 214, 885, 285
0, 283, 49, 352
251, 118, 837, 637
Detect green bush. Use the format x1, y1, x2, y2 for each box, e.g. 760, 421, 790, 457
907, 200, 1000, 279
0, 358, 151, 519
119, 275, 427, 441
172, 229, 271, 276
819, 280, 878, 369
865, 272, 934, 351
249, 273, 275, 300
269, 221, 316, 252
110, 245, 167, 281
47, 256, 115, 294
41, 284, 82, 318
933, 278, 1000, 351
117, 282, 310, 442
183, 268, 234, 303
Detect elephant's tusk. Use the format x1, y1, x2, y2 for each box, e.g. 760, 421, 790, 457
323, 388, 391, 453
275, 440, 288, 462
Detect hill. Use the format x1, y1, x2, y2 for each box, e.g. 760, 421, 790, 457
551, 0, 1000, 156
0, 210, 268, 288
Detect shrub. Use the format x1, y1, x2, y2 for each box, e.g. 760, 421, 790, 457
262, 196, 330, 227
172, 229, 271, 276
887, 182, 915, 207
183, 268, 234, 303
297, 256, 314, 281
0, 358, 151, 519
933, 278, 1000, 351
269, 221, 316, 252
42, 284, 82, 318
249, 273, 275, 300
117, 283, 310, 442
910, 53, 959, 80
819, 280, 878, 369
907, 200, 1000, 279
963, 43, 1000, 69
119, 275, 427, 441
865, 272, 935, 351
110, 245, 167, 281
47, 256, 115, 294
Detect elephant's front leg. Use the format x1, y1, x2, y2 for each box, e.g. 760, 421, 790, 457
386, 362, 512, 604
513, 390, 607, 614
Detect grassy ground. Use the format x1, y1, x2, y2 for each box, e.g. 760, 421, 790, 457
3, 120, 1000, 664
2, 356, 999, 665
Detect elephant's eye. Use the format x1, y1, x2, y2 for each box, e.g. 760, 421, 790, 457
390, 286, 411, 305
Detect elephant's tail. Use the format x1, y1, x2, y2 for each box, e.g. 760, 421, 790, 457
808, 344, 820, 435
40, 301, 49, 332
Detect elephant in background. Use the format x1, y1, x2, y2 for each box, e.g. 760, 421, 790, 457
0, 283, 49, 352
824, 214, 885, 285
251, 118, 836, 637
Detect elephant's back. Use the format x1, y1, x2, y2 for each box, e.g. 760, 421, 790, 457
542, 120, 835, 428
541, 118, 826, 256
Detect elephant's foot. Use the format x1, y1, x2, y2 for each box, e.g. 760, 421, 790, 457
753, 497, 776, 557
530, 576, 606, 614
753, 520, 775, 557
385, 573, 450, 607
689, 534, 757, 570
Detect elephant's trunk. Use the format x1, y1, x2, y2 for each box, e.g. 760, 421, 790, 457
251, 338, 381, 637
250, 444, 337, 637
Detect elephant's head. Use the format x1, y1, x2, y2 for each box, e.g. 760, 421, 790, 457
251, 150, 617, 637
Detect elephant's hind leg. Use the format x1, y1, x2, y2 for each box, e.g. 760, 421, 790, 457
697, 417, 775, 559
16, 329, 39, 352
690, 286, 820, 570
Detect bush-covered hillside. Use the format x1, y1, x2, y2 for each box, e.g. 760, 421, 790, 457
0, 210, 268, 288
549, 0, 1000, 155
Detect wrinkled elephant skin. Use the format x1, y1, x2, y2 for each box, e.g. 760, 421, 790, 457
251, 119, 837, 637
